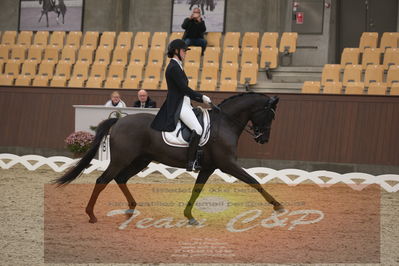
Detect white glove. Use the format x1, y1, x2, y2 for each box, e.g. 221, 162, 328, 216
202, 95, 212, 105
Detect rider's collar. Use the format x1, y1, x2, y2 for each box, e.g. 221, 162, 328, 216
172, 58, 183, 70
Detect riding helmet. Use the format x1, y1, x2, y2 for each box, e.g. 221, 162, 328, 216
167, 39, 190, 58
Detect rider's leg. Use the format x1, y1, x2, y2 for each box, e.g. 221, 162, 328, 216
180, 97, 203, 171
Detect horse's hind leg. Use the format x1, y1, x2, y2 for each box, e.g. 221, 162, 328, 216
38, 11, 44, 23
221, 162, 285, 212
86, 164, 122, 223
114, 158, 151, 212
46, 12, 49, 27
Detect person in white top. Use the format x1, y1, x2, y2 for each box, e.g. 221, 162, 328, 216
104, 91, 126, 108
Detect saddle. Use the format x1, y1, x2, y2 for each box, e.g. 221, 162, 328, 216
162, 107, 210, 148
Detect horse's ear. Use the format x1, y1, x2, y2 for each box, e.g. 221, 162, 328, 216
269, 96, 279, 108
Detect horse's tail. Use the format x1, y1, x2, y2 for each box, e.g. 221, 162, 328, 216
54, 118, 119, 185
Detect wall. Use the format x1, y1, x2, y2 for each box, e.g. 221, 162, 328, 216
0, 0, 19, 31
1, 86, 399, 167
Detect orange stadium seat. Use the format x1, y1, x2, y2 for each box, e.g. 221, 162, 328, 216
27, 45, 43, 63
15, 74, 32, 86
206, 32, 221, 47
0, 45, 10, 61
185, 47, 201, 64
390, 83, 399, 95
362, 48, 382, 68
387, 65, 399, 86
323, 82, 343, 94
279, 32, 298, 54
202, 47, 220, 66
142, 63, 162, 89
260, 32, 279, 50
341, 48, 360, 66
16, 60, 37, 83
108, 63, 125, 80
0, 74, 15, 85
94, 47, 112, 65
184, 62, 200, 81
65, 31, 82, 48
112, 47, 129, 65
141, 77, 159, 90
201, 62, 218, 81
147, 48, 164, 65
220, 63, 238, 91
4, 59, 21, 78
10, 45, 27, 62
383, 48, 399, 69
367, 82, 387, 95
130, 47, 147, 65
169, 32, 183, 42
86, 76, 103, 88
359, 32, 378, 52
380, 32, 399, 50
43, 46, 60, 63
82, 31, 99, 48
37, 60, 55, 79
364, 65, 384, 86
321, 64, 342, 85
240, 63, 258, 85
241, 47, 259, 66
133, 32, 150, 49
49, 31, 65, 49
242, 32, 259, 48
302, 81, 321, 94
260, 47, 278, 70
71, 61, 90, 81
17, 31, 33, 47
188, 78, 198, 90
123, 62, 144, 89
90, 62, 107, 80
104, 76, 122, 88
54, 60, 72, 80
342, 64, 362, 86
1, 31, 17, 45
32, 75, 49, 87
151, 32, 168, 49
223, 32, 240, 48
116, 32, 133, 50
345, 82, 365, 94
222, 47, 239, 65
199, 78, 217, 91
59, 46, 77, 64
33, 31, 49, 46
99, 32, 116, 49
77, 46, 95, 64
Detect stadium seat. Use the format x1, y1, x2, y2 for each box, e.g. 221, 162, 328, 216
359, 32, 378, 52
242, 32, 259, 48
43, 46, 60, 63
15, 74, 32, 86
99, 31, 116, 49
240, 47, 259, 66
116, 32, 133, 49
321, 64, 342, 85
240, 63, 258, 86
185, 47, 201, 64
33, 31, 49, 46
112, 47, 129, 65
108, 63, 125, 79
201, 62, 218, 81
10, 45, 27, 62
279, 32, 298, 54
147, 48, 164, 65
260, 47, 278, 70
32, 75, 49, 87
367, 82, 387, 95
18, 60, 37, 81
220, 63, 238, 91
222, 47, 239, 65
133, 32, 150, 49
340, 48, 360, 66
71, 61, 90, 81
220, 79, 238, 91
184, 62, 200, 81
188, 78, 198, 90
77, 46, 95, 64
104, 77, 122, 88
59, 46, 77, 64
199, 78, 217, 91
141, 77, 159, 90
202, 47, 220, 66
65, 31, 82, 48
0, 45, 10, 61
323, 82, 343, 94
151, 32, 168, 49
160, 77, 168, 90
27, 45, 43, 63
49, 31, 65, 49
50, 76, 67, 87
345, 82, 365, 94
380, 32, 399, 50
206, 32, 221, 47
364, 65, 384, 86
387, 65, 399, 86
223, 32, 240, 48
0, 74, 14, 85
17, 31, 33, 47
342, 64, 362, 86
302, 81, 321, 94
142, 63, 162, 88
37, 60, 55, 79
82, 31, 99, 48
260, 32, 279, 50
4, 60, 21, 78
90, 62, 107, 80
383, 48, 399, 69
54, 60, 72, 80
130, 47, 147, 65
169, 32, 183, 42
68, 76, 85, 87
86, 76, 103, 88
390, 83, 399, 95
123, 62, 144, 89
94, 47, 111, 65
1, 31, 17, 45
362, 48, 382, 68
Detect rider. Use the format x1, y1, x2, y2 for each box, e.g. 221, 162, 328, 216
151, 39, 212, 172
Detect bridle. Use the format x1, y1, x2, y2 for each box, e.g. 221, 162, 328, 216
211, 103, 276, 141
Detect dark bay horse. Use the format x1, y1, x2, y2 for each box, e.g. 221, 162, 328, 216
38, 0, 66, 27
55, 93, 284, 224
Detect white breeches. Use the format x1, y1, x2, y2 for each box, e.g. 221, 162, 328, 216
179, 96, 203, 135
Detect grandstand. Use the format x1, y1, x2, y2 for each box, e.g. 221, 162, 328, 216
0, 0, 398, 171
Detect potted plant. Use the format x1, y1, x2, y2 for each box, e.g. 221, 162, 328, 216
65, 131, 95, 158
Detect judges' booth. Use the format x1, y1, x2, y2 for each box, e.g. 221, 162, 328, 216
74, 105, 159, 160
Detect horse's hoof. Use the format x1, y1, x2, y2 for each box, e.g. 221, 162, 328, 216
273, 204, 286, 213
188, 218, 199, 225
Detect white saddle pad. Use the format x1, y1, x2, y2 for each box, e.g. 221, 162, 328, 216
162, 107, 211, 148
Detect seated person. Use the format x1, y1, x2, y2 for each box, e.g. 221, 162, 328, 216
104, 91, 126, 107
133, 89, 157, 108
181, 8, 207, 55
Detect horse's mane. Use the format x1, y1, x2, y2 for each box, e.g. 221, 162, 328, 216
218, 92, 268, 107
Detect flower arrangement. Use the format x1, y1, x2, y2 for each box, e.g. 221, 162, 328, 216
65, 131, 95, 154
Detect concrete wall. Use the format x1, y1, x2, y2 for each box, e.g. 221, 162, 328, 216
0, 0, 19, 31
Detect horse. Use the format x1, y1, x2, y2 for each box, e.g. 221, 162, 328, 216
55, 93, 284, 225
189, 0, 205, 14
38, 0, 67, 27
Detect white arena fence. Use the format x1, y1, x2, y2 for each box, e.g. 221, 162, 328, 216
0, 153, 398, 193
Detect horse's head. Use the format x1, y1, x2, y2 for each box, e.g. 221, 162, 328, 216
250, 96, 279, 144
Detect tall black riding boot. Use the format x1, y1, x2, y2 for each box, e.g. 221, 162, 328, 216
187, 131, 201, 172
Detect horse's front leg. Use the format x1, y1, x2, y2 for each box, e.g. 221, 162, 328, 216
221, 162, 285, 212
38, 11, 44, 22
46, 12, 49, 27
184, 168, 215, 225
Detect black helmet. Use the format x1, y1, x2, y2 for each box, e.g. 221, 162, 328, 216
167, 39, 190, 58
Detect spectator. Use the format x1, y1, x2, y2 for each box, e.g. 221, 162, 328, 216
104, 91, 126, 107
133, 89, 157, 108
181, 7, 207, 55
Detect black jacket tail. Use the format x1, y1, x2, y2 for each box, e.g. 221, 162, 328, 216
54, 118, 118, 185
